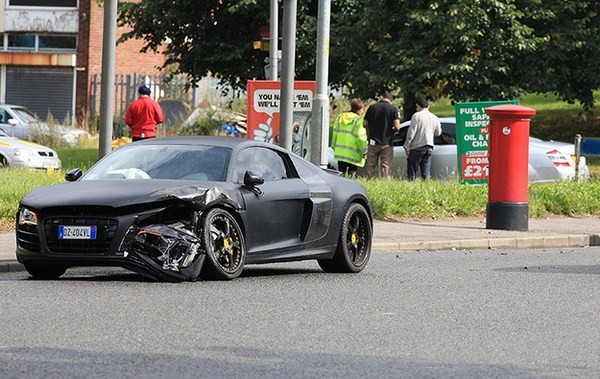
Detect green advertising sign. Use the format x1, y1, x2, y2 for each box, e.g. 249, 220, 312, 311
455, 100, 518, 184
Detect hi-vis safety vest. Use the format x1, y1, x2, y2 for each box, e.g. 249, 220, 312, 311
331, 112, 368, 167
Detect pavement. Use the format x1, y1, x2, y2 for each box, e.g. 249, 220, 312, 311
2, 216, 600, 274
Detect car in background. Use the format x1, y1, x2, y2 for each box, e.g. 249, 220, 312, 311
0, 128, 61, 171
16, 136, 372, 282
329, 117, 589, 182
0, 104, 90, 147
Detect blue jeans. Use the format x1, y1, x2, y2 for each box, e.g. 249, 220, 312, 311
407, 147, 433, 180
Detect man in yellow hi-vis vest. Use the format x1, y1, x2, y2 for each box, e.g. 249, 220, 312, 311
331, 99, 367, 176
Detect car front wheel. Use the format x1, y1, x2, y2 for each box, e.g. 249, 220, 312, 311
200, 208, 246, 280
318, 203, 372, 273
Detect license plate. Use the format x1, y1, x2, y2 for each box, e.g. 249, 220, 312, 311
58, 226, 97, 240
44, 161, 58, 168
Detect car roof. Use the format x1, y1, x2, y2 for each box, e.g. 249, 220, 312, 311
400, 116, 456, 128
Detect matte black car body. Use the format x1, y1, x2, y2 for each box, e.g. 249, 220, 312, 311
16, 136, 373, 281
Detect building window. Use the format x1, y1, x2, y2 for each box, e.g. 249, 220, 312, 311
5, 34, 77, 52
39, 35, 77, 51
7, 34, 36, 51
9, 0, 77, 6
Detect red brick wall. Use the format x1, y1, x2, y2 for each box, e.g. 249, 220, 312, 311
76, 0, 165, 120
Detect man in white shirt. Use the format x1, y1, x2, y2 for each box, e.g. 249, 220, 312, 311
403, 99, 442, 180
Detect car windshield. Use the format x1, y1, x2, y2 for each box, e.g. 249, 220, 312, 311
83, 144, 232, 181
12, 107, 39, 123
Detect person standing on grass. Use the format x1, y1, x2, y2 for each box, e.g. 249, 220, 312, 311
404, 99, 441, 180
331, 99, 367, 176
363, 92, 400, 179
125, 85, 164, 141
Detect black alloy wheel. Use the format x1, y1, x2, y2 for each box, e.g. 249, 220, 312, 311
318, 203, 372, 273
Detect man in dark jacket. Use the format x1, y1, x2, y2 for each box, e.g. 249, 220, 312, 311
363, 92, 400, 178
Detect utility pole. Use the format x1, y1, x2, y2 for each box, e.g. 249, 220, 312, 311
269, 0, 279, 81
310, 0, 331, 166
279, 0, 297, 151
98, 0, 117, 159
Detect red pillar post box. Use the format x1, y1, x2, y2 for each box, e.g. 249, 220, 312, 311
484, 104, 536, 231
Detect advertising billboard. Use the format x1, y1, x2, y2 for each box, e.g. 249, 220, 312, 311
247, 80, 316, 158
455, 100, 517, 184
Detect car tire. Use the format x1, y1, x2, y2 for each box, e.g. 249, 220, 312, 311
0, 156, 7, 169
200, 208, 246, 280
318, 203, 372, 273
24, 262, 67, 280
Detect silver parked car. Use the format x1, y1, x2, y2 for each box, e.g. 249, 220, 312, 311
0, 104, 90, 147
329, 116, 589, 182
0, 128, 62, 171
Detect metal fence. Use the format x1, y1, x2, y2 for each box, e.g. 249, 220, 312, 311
90, 73, 239, 136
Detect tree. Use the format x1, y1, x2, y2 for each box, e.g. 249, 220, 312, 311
119, 0, 600, 118
118, 0, 271, 90
518, 1, 600, 112
332, 0, 539, 119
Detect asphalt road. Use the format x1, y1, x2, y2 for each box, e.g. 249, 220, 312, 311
1, 248, 599, 378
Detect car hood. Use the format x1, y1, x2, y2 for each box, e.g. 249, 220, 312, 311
0, 136, 57, 152
20, 180, 236, 210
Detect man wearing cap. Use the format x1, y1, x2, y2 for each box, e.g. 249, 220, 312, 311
403, 99, 441, 180
363, 92, 400, 179
125, 85, 165, 141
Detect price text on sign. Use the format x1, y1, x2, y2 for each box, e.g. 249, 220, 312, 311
461, 154, 489, 180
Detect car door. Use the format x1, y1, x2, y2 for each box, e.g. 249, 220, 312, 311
232, 146, 310, 254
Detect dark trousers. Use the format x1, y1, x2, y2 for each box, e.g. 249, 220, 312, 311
338, 161, 359, 176
407, 147, 433, 180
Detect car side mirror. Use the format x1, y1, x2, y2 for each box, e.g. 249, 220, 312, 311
244, 170, 264, 187
8, 119, 18, 126
65, 168, 83, 182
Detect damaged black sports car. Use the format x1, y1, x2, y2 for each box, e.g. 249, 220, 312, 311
16, 136, 373, 282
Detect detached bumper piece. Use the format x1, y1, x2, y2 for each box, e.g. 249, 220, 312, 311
125, 223, 206, 282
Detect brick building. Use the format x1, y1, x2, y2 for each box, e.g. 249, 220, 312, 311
0, 0, 165, 125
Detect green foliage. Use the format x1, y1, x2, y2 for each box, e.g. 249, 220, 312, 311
117, 1, 600, 122
177, 109, 225, 136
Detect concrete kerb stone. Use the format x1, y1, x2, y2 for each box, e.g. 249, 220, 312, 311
0, 261, 24, 273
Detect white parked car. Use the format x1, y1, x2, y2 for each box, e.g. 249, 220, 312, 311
0, 128, 61, 171
0, 104, 90, 147
329, 116, 589, 182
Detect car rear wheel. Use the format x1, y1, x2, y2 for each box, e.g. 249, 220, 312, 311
200, 208, 246, 280
24, 262, 67, 280
318, 203, 372, 273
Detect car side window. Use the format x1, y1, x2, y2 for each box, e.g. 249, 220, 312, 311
234, 147, 287, 183
0, 110, 9, 124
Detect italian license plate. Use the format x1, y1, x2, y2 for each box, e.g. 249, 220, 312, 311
58, 225, 97, 240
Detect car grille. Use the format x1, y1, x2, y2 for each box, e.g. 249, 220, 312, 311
37, 151, 55, 157
44, 217, 119, 254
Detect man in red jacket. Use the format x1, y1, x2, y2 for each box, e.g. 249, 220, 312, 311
125, 85, 165, 141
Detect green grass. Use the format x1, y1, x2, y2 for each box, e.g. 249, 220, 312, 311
56, 148, 99, 171
359, 179, 600, 220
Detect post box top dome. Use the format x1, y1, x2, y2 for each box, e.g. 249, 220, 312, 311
484, 104, 536, 118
